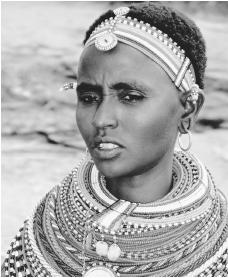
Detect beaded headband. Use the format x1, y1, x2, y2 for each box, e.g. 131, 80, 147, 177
84, 7, 199, 95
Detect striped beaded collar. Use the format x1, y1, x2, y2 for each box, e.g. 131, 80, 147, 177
16, 150, 227, 277
71, 151, 215, 233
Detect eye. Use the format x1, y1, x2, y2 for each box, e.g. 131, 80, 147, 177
119, 91, 144, 103
78, 93, 101, 104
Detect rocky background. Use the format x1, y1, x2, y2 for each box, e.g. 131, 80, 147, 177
2, 1, 228, 258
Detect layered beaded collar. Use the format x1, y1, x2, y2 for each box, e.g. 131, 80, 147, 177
2, 152, 228, 277
71, 151, 215, 234
47, 150, 227, 276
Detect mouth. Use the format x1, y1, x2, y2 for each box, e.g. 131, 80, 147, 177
92, 139, 124, 160
98, 142, 120, 150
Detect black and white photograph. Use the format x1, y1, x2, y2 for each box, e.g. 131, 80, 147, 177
1, 1, 228, 276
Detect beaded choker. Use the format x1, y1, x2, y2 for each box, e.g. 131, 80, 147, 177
39, 151, 228, 276
85, 7, 196, 93
3, 151, 228, 277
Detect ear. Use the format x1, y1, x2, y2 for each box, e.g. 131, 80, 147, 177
178, 90, 205, 134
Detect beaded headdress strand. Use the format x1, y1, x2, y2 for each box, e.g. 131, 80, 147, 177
84, 6, 201, 99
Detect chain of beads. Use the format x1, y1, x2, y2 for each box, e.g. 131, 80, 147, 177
2, 151, 227, 277
38, 152, 225, 275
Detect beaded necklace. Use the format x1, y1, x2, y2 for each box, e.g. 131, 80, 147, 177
2, 151, 228, 277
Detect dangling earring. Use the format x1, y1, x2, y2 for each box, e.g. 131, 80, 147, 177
86, 148, 93, 163
178, 130, 192, 152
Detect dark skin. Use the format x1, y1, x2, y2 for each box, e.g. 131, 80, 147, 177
76, 43, 202, 203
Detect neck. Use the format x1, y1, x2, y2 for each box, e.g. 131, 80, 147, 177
106, 152, 174, 203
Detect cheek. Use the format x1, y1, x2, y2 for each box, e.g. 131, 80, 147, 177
127, 101, 179, 148
76, 106, 93, 143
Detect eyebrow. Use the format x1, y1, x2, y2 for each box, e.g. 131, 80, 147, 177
76, 81, 149, 95
110, 82, 149, 93
76, 82, 102, 94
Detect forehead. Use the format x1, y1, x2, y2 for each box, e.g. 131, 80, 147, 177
77, 43, 173, 90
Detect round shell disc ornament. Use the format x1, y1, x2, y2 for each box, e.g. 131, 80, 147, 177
84, 266, 117, 277
95, 32, 118, 51
94, 7, 129, 52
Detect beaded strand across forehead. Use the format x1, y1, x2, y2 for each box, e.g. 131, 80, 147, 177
94, 7, 130, 51
85, 6, 200, 96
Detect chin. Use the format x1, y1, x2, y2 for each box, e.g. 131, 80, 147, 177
94, 159, 129, 178
94, 157, 147, 179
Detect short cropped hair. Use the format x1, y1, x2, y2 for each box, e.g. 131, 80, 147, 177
83, 2, 207, 89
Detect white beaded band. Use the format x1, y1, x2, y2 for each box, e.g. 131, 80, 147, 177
186, 237, 228, 276
85, 7, 197, 93
28, 196, 62, 277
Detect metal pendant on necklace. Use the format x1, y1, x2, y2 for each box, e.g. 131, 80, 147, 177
95, 241, 121, 261
107, 243, 121, 261
95, 240, 109, 257
84, 265, 118, 277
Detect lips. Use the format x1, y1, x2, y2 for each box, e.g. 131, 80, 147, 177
98, 142, 119, 150
93, 137, 123, 148
92, 138, 124, 160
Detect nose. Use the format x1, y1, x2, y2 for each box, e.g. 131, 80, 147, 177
92, 97, 118, 130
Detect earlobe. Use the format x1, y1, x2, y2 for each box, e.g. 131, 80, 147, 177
178, 101, 196, 133
178, 117, 191, 134
178, 86, 205, 133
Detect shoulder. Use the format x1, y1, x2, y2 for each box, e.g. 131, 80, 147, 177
1, 168, 78, 277
1, 183, 64, 277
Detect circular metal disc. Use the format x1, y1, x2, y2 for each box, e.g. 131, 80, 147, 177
84, 266, 116, 277
95, 32, 118, 51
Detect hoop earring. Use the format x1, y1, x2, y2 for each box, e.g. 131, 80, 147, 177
86, 148, 93, 163
178, 130, 192, 152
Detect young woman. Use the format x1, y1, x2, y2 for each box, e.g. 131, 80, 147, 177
2, 2, 228, 277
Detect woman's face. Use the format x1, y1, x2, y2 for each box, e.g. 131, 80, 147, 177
76, 43, 183, 178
